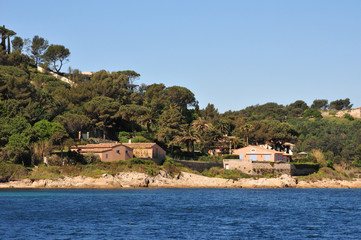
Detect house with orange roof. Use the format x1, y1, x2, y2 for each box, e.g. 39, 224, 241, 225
223, 145, 293, 174
232, 145, 289, 162
70, 143, 133, 162
123, 142, 166, 164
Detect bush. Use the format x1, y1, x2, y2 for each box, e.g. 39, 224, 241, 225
83, 154, 101, 164
303, 108, 322, 119
145, 166, 158, 176
0, 161, 29, 180
222, 154, 239, 159
47, 155, 64, 166
162, 160, 181, 176
292, 162, 320, 170
129, 158, 153, 165
118, 131, 131, 143
344, 113, 354, 121
311, 149, 327, 168
202, 167, 250, 180
131, 136, 151, 143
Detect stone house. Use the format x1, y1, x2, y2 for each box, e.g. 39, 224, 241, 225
223, 145, 293, 175
232, 145, 290, 163
123, 143, 166, 164
71, 143, 133, 162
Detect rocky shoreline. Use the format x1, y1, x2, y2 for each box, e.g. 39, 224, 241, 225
1, 171, 361, 189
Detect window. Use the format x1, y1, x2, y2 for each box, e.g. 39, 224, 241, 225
265, 155, 270, 161
116, 150, 120, 153
239, 154, 243, 159
249, 154, 257, 161
225, 164, 229, 170
106, 154, 108, 159
279, 155, 282, 161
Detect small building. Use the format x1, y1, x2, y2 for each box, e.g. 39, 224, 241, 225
223, 145, 292, 174
232, 145, 289, 163
70, 143, 133, 162
123, 143, 166, 164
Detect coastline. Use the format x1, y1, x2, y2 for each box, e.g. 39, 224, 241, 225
1, 171, 361, 189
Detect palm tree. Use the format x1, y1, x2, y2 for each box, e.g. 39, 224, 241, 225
241, 123, 254, 146
214, 119, 231, 136
173, 128, 197, 153
189, 118, 209, 153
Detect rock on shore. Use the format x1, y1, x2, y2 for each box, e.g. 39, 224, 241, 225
1, 171, 361, 189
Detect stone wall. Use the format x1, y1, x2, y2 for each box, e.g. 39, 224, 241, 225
223, 159, 318, 176
173, 160, 222, 172
292, 164, 319, 176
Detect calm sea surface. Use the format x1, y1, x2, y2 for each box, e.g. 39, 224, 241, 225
0, 188, 361, 239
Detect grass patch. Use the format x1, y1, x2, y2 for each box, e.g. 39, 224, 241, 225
202, 167, 251, 180
298, 167, 348, 181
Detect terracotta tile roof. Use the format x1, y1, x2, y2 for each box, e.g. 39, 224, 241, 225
242, 145, 287, 155
75, 143, 121, 149
123, 143, 157, 149
71, 143, 132, 153
79, 148, 111, 153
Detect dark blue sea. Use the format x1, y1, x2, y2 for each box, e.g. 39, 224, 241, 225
0, 188, 361, 239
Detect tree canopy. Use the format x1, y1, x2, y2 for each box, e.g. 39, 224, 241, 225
43, 44, 70, 73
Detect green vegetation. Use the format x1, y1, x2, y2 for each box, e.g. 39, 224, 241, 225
0, 158, 187, 180
1, 26, 361, 181
298, 167, 349, 181
202, 167, 251, 180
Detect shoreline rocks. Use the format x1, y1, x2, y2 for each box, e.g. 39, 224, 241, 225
1, 171, 361, 189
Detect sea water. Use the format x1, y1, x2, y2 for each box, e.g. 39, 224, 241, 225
0, 188, 361, 239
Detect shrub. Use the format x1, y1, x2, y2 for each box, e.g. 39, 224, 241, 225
161, 159, 182, 177
0, 161, 29, 180
129, 158, 153, 165
303, 108, 322, 119
131, 136, 151, 143
344, 113, 354, 121
311, 149, 327, 168
83, 154, 101, 164
47, 155, 64, 166
118, 131, 131, 143
202, 167, 250, 180
222, 154, 239, 159
145, 166, 158, 176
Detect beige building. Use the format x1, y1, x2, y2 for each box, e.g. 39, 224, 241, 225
232, 145, 289, 163
71, 143, 133, 162
223, 146, 291, 175
123, 143, 166, 163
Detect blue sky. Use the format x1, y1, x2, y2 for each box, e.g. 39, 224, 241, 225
2, 0, 361, 113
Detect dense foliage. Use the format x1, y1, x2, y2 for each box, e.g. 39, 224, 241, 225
1, 26, 360, 171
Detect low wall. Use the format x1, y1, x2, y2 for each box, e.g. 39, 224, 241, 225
292, 164, 319, 176
173, 160, 222, 172
223, 159, 318, 176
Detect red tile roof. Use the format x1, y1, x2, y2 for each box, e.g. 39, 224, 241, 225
123, 143, 157, 149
